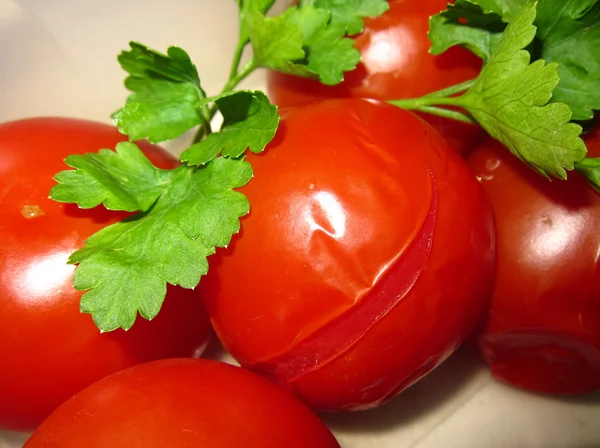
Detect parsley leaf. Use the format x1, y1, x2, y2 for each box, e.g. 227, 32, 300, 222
469, 0, 522, 18
239, 0, 277, 44
246, 1, 382, 84
244, 11, 310, 75
575, 157, 600, 192
429, 0, 600, 121
282, 5, 360, 84
429, 1, 505, 62
51, 142, 172, 212
181, 91, 279, 166
456, 0, 587, 179
310, 0, 390, 34
112, 43, 205, 143
536, 1, 600, 120
63, 156, 252, 331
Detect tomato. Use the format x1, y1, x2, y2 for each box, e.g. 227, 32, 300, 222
0, 117, 212, 432
267, 0, 484, 153
24, 358, 340, 447
199, 98, 495, 410
466, 130, 600, 395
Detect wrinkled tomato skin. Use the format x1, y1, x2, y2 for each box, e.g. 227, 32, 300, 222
267, 0, 484, 153
25, 359, 341, 448
0, 117, 212, 432
200, 99, 495, 410
467, 132, 600, 395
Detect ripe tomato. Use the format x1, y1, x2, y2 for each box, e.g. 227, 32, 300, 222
0, 117, 212, 432
267, 0, 484, 153
466, 131, 600, 395
200, 98, 495, 410
24, 358, 341, 448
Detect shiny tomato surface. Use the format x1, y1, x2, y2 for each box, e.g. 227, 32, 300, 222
25, 359, 341, 448
467, 131, 600, 394
0, 117, 212, 432
267, 0, 484, 152
200, 98, 495, 410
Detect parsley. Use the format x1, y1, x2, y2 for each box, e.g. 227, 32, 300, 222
428, 0, 600, 121
391, 0, 587, 180
311, 0, 390, 34
50, 0, 597, 332
50, 0, 385, 331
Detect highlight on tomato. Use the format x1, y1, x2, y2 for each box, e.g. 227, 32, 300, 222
24, 358, 341, 448
199, 98, 496, 411
466, 125, 600, 395
266, 0, 485, 153
0, 117, 212, 432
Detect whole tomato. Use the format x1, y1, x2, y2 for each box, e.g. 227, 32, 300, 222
267, 0, 484, 153
0, 117, 212, 432
466, 129, 600, 395
25, 358, 341, 448
200, 98, 495, 410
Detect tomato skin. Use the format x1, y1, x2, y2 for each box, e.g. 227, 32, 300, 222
200, 98, 495, 410
0, 117, 212, 432
267, 0, 484, 153
466, 133, 600, 395
24, 358, 340, 448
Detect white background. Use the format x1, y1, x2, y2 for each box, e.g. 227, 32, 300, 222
1, 0, 599, 446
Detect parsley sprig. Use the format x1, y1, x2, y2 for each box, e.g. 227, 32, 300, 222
50, 0, 597, 332
388, 0, 592, 180
50, 0, 388, 331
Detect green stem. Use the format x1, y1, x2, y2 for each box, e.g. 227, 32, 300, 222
417, 106, 476, 124
229, 39, 248, 81
422, 79, 476, 98
388, 95, 461, 110
196, 86, 213, 135
193, 59, 258, 143
222, 58, 257, 93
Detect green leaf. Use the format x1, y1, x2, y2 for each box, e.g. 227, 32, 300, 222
112, 78, 202, 143
112, 42, 204, 143
457, 0, 587, 179
469, 0, 522, 18
245, 11, 310, 75
51, 142, 172, 212
69, 158, 253, 331
283, 5, 360, 84
181, 91, 279, 165
118, 42, 201, 85
429, 0, 600, 120
537, 1, 600, 120
429, 1, 506, 61
239, 0, 277, 43
575, 157, 600, 193
310, 0, 389, 34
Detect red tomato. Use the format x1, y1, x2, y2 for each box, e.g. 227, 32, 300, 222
466, 131, 600, 395
200, 98, 495, 410
267, 0, 484, 153
0, 117, 212, 432
24, 358, 340, 448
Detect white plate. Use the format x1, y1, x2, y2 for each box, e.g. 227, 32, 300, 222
1, 1, 599, 446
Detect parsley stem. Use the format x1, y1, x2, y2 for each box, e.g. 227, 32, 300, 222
421, 79, 476, 98
417, 106, 476, 124
223, 58, 257, 93
388, 96, 475, 124
192, 59, 258, 143
229, 40, 248, 81
388, 95, 459, 109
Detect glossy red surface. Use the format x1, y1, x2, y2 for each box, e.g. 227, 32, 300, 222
467, 132, 600, 394
25, 359, 340, 448
0, 117, 212, 431
267, 0, 484, 153
200, 99, 495, 410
